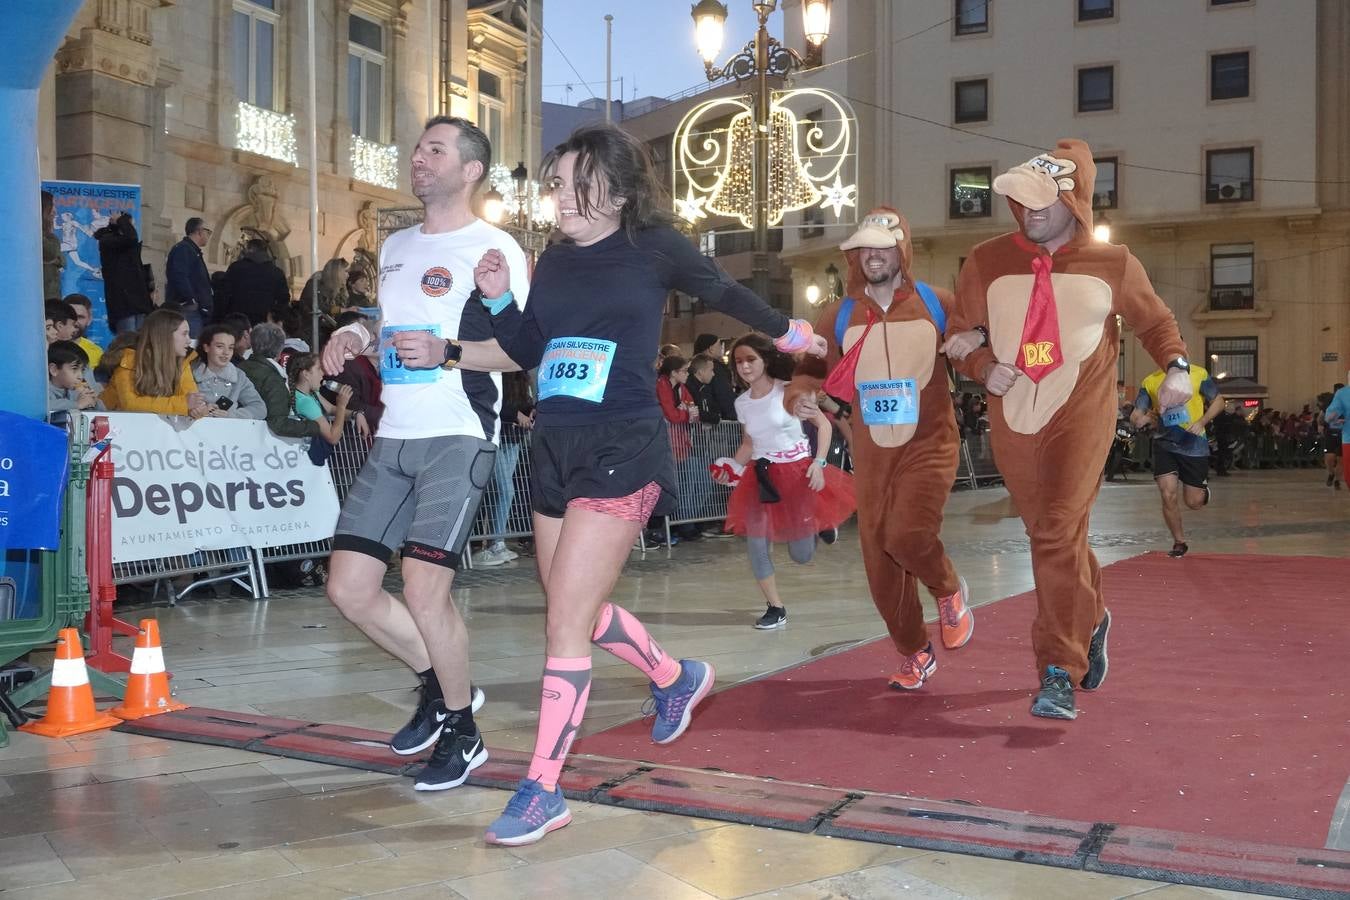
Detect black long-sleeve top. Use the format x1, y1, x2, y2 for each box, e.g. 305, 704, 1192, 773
500, 226, 788, 426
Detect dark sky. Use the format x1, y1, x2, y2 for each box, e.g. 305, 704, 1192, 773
540, 1, 784, 105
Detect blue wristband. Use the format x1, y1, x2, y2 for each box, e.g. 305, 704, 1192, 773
481, 290, 514, 315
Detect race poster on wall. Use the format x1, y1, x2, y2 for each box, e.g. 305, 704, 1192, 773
88, 413, 341, 564
43, 180, 142, 349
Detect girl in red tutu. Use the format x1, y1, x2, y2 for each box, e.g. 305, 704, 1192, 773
713, 333, 856, 629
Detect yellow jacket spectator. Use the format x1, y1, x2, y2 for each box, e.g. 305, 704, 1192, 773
105, 309, 207, 418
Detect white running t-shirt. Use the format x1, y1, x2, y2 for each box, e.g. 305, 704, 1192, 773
373, 218, 529, 442
734, 380, 811, 462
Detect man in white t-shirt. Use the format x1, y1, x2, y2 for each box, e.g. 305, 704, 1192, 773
321, 117, 528, 792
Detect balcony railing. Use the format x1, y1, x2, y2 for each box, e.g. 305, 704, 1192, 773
351, 135, 399, 190
234, 101, 297, 165
1209, 286, 1255, 311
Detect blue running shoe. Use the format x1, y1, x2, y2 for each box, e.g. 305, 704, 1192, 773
645, 659, 716, 744
484, 778, 572, 847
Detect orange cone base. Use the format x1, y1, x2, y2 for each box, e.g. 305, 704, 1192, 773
20, 709, 122, 738
110, 693, 188, 721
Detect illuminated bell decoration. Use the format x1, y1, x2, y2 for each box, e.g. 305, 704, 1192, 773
705, 108, 819, 227
674, 86, 857, 231
705, 114, 755, 225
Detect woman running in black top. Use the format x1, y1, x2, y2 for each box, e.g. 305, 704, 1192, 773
460, 122, 824, 846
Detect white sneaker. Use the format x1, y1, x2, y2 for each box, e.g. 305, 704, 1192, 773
496, 545, 519, 562
472, 546, 509, 567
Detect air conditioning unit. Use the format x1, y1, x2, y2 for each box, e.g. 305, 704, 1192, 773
959, 197, 983, 215
1219, 183, 1238, 200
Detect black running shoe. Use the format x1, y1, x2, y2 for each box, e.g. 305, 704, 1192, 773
412, 728, 488, 791
1080, 609, 1111, 691
818, 527, 838, 545
1030, 666, 1077, 720
754, 605, 787, 629
1168, 541, 1188, 558
390, 683, 486, 756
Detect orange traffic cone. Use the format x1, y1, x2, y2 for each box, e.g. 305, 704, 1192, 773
20, 628, 121, 738
110, 619, 187, 720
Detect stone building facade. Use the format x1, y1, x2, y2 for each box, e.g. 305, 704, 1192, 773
39, 0, 540, 294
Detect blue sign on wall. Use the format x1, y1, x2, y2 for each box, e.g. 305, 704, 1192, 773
0, 412, 69, 551
41, 180, 142, 350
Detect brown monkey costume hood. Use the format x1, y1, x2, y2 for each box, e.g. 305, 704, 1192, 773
993, 139, 1096, 240
839, 206, 917, 301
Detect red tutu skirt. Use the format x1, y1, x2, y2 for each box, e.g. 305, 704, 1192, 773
724, 457, 856, 542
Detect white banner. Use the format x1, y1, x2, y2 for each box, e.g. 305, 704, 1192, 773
87, 413, 342, 563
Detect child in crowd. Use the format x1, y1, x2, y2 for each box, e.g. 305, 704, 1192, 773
45, 299, 79, 345
286, 352, 352, 459
714, 333, 856, 629
47, 340, 102, 425
103, 308, 204, 416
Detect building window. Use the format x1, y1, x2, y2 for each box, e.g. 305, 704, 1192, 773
954, 79, 988, 123
233, 0, 279, 110
1206, 148, 1254, 202
1210, 0, 1248, 5
1210, 51, 1250, 100
954, 0, 989, 35
1209, 243, 1255, 310
477, 70, 505, 164
1092, 157, 1118, 209
1078, 0, 1114, 21
1206, 336, 1258, 380
1077, 65, 1114, 112
348, 13, 386, 141
950, 167, 992, 219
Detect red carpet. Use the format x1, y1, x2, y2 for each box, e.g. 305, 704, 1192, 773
576, 553, 1350, 851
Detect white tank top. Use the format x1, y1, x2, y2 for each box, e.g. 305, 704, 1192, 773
734, 381, 811, 462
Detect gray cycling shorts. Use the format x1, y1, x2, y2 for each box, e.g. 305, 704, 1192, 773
333, 435, 495, 569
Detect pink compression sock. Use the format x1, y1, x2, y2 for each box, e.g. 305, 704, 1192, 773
526, 656, 592, 791
592, 602, 682, 688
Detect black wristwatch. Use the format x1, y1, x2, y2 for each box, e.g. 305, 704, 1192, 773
441, 339, 463, 370
1166, 356, 1190, 374
973, 325, 990, 346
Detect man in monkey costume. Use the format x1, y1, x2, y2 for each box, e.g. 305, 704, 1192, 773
789, 207, 974, 691
943, 140, 1193, 720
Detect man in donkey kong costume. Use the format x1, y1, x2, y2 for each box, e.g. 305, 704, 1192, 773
787, 207, 974, 691
942, 140, 1193, 720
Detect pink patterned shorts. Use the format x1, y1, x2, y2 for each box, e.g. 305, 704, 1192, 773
567, 481, 662, 523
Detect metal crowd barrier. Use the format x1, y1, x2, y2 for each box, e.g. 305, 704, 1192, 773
957, 430, 1002, 487
118, 413, 1016, 599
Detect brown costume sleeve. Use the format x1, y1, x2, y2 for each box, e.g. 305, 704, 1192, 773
948, 253, 997, 382
1114, 253, 1187, 368
783, 300, 842, 414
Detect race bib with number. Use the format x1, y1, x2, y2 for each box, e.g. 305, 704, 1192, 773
1162, 406, 1190, 428
380, 325, 441, 385
859, 379, 919, 426
537, 337, 616, 403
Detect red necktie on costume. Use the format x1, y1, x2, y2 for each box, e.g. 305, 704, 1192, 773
1017, 254, 1063, 383
823, 309, 877, 402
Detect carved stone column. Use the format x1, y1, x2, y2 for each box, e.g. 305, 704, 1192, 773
53, 0, 174, 187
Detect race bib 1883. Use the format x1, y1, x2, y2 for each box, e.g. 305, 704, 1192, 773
537, 337, 616, 403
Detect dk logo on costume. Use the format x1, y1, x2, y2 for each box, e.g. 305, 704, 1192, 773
1022, 341, 1057, 368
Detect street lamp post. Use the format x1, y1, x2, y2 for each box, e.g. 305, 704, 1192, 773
692, 0, 830, 307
